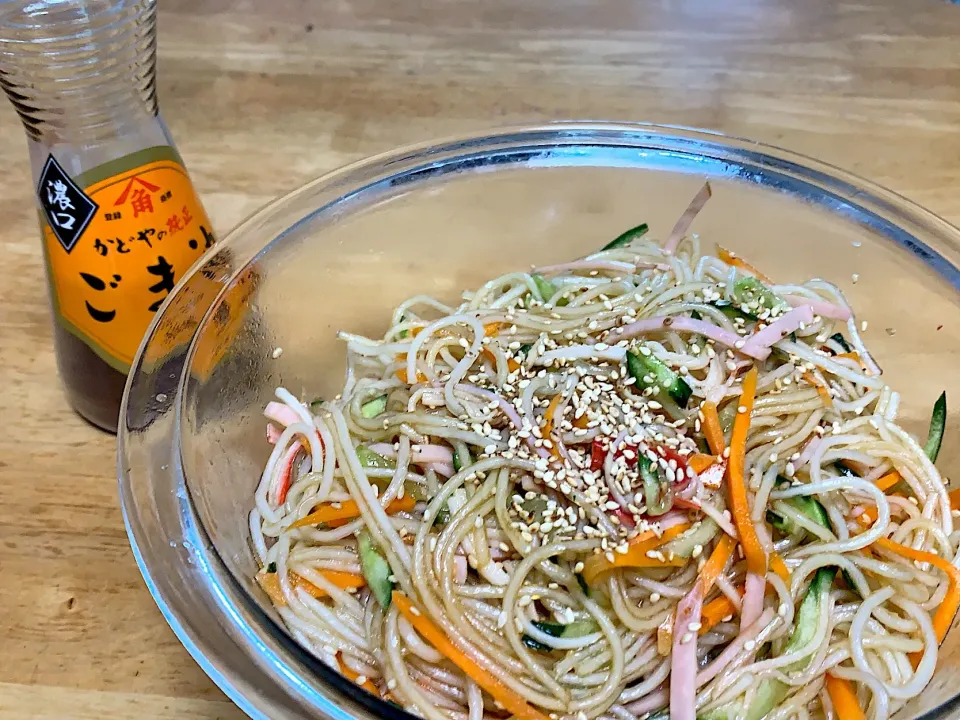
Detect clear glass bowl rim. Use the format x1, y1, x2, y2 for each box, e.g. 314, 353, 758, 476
117, 121, 960, 720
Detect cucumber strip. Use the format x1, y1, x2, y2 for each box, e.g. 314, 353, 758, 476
830, 332, 853, 353
266, 561, 277, 573
601, 222, 648, 251
575, 572, 590, 596
356, 446, 396, 470
834, 461, 859, 477
773, 475, 831, 531
360, 394, 388, 418
789, 494, 831, 529
452, 445, 472, 473
718, 401, 737, 435
640, 455, 674, 516
660, 518, 719, 558
730, 276, 789, 314
626, 348, 692, 408
924, 391, 947, 463
711, 299, 755, 321
309, 397, 324, 411
531, 274, 568, 306
785, 566, 836, 660
357, 531, 393, 609
766, 508, 798, 536
690, 309, 703, 321
521, 634, 552, 652
532, 619, 599, 639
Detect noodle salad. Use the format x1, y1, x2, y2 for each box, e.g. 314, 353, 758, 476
250, 184, 958, 720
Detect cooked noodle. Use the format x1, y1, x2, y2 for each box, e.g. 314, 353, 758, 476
250, 191, 956, 720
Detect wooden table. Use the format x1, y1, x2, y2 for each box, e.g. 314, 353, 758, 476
2, 0, 960, 716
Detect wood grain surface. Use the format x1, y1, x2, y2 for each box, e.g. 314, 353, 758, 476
3, 0, 960, 717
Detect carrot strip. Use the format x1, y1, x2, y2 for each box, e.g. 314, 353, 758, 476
855, 506, 878, 528
716, 245, 773, 284
255, 570, 285, 605
833, 351, 863, 365
825, 674, 865, 720
688, 453, 718, 475
874, 471, 902, 493
541, 393, 564, 438
290, 495, 416, 529
802, 371, 833, 408
482, 346, 522, 373
874, 537, 960, 656
700, 594, 739, 635
573, 414, 591, 429
255, 569, 366, 607
699, 535, 736, 593
855, 475, 904, 527
395, 367, 427, 383
950, 487, 960, 511
769, 551, 792, 585
700, 401, 725, 456
727, 368, 767, 576
483, 322, 503, 336
394, 353, 427, 383
297, 570, 366, 598
338, 652, 380, 695
393, 592, 551, 720
581, 523, 691, 584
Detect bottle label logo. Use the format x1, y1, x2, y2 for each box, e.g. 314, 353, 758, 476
37, 155, 99, 253
40, 147, 215, 372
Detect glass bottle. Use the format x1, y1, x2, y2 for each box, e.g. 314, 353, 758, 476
0, 0, 216, 432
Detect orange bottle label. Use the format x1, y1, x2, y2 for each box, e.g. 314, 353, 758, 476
39, 148, 214, 372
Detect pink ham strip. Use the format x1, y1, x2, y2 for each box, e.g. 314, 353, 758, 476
738, 305, 815, 359
625, 687, 669, 716
697, 607, 776, 687
265, 400, 300, 428
784, 295, 852, 321
740, 571, 767, 630
615, 316, 757, 357
664, 182, 712, 254
794, 436, 822, 472
266, 423, 283, 444
428, 462, 455, 478
368, 443, 454, 465
670, 586, 704, 720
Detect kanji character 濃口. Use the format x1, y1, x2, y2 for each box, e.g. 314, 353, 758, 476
130, 188, 155, 218
47, 179, 74, 211
93, 238, 108, 257
51, 211, 76, 230
182, 205, 194, 226
166, 214, 184, 235
146, 256, 176, 312
136, 228, 156, 248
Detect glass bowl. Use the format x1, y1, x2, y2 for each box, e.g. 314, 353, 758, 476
118, 122, 960, 720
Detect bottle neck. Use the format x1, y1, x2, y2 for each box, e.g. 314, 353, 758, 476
0, 0, 159, 147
